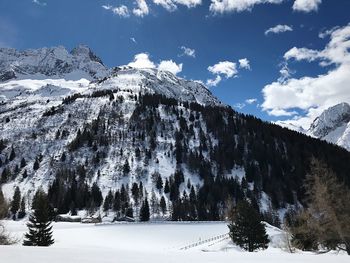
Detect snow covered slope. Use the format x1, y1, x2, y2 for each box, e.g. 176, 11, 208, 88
308, 102, 350, 151
0, 45, 225, 216
2, 221, 348, 263
97, 67, 222, 106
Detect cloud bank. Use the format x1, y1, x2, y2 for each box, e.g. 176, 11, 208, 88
262, 23, 350, 128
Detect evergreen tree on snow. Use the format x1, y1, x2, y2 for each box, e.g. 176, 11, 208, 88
160, 196, 167, 215
140, 197, 150, 221
23, 189, 54, 247
18, 197, 26, 219
228, 200, 269, 252
10, 187, 21, 220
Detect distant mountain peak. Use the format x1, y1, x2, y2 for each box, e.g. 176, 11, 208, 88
70, 44, 104, 65
0, 45, 108, 82
0, 45, 221, 107
308, 102, 350, 151
308, 102, 350, 138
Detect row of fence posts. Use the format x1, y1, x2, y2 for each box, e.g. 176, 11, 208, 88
179, 233, 229, 250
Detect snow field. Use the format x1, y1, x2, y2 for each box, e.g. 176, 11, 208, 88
1, 221, 349, 263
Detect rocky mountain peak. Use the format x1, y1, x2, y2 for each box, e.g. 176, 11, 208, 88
70, 44, 104, 65
308, 102, 350, 138
0, 45, 108, 82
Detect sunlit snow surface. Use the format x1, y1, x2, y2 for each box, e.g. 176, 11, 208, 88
1, 221, 348, 263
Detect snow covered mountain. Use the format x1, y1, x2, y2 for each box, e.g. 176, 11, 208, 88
1, 45, 350, 222
0, 45, 108, 82
0, 45, 221, 107
308, 102, 350, 151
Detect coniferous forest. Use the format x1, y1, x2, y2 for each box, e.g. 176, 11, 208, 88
2, 91, 349, 224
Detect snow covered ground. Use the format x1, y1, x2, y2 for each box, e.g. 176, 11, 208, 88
0, 221, 348, 263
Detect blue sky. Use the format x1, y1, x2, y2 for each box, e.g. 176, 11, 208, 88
0, 0, 349, 127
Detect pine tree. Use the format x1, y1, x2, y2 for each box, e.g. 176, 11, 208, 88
140, 197, 150, 222
9, 147, 16, 161
0, 168, 9, 184
123, 160, 130, 175
91, 182, 103, 207
113, 190, 121, 212
156, 175, 163, 191
228, 200, 269, 252
10, 187, 21, 220
164, 179, 170, 193
33, 158, 40, 171
131, 183, 139, 205
18, 197, 26, 219
1, 187, 13, 245
20, 158, 26, 168
22, 169, 28, 179
23, 189, 54, 246
0, 187, 8, 219
160, 196, 167, 215
150, 190, 159, 216
103, 190, 114, 212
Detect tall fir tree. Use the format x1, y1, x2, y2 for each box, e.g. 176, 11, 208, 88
20, 157, 26, 168
103, 190, 114, 212
140, 197, 150, 222
23, 189, 54, 247
10, 187, 21, 220
0, 187, 8, 219
18, 197, 26, 219
228, 200, 269, 252
33, 158, 40, 171
9, 147, 16, 161
160, 196, 167, 215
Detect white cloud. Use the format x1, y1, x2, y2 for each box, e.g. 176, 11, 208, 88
179, 46, 196, 58
206, 75, 222, 87
245, 98, 257, 104
133, 0, 150, 17
128, 53, 183, 75
102, 5, 130, 17
292, 0, 322, 13
283, 47, 319, 62
265, 24, 293, 35
278, 62, 294, 82
234, 103, 246, 109
209, 0, 283, 14
33, 0, 47, 6
319, 26, 340, 39
193, 79, 205, 85
262, 23, 350, 129
128, 53, 156, 69
130, 37, 137, 44
158, 60, 183, 75
239, 58, 251, 70
153, 0, 202, 11
208, 61, 237, 78
206, 59, 250, 87
173, 0, 202, 8
154, 0, 178, 11
103, 0, 201, 18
